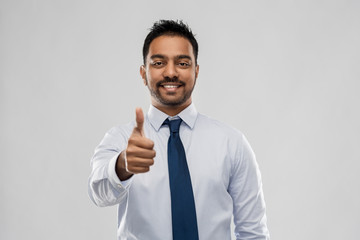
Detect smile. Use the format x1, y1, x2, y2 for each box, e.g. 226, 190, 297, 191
159, 83, 183, 93
159, 82, 184, 89
163, 85, 180, 89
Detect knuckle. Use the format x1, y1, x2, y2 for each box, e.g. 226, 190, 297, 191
149, 159, 155, 166
126, 147, 135, 156
128, 136, 138, 145
151, 150, 156, 158
127, 139, 135, 146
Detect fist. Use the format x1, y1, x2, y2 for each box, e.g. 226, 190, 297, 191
123, 108, 156, 175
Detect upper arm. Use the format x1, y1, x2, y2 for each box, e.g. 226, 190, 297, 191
228, 134, 270, 239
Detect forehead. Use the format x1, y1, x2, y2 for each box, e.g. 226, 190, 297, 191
147, 35, 194, 60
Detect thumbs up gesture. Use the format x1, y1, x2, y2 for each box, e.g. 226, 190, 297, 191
116, 108, 156, 180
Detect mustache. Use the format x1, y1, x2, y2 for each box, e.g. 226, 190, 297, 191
156, 77, 185, 87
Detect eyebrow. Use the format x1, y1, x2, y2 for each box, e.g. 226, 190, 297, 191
149, 54, 192, 61
150, 54, 166, 60
176, 55, 192, 61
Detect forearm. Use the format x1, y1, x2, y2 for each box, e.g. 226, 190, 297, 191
88, 153, 131, 207
233, 186, 269, 239
231, 134, 270, 239
88, 126, 134, 207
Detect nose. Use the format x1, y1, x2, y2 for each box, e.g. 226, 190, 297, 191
163, 62, 178, 79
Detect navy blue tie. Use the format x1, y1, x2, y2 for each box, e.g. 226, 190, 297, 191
164, 118, 199, 240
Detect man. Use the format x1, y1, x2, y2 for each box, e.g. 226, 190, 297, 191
88, 20, 270, 240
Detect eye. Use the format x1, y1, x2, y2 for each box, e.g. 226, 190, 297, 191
151, 61, 164, 67
178, 62, 190, 67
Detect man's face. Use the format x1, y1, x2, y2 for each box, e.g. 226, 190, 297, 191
140, 35, 199, 113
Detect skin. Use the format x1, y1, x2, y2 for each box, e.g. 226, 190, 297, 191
116, 35, 199, 180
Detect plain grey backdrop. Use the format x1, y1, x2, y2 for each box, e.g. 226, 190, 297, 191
1, 0, 359, 239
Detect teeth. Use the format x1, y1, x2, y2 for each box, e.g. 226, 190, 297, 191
163, 85, 179, 89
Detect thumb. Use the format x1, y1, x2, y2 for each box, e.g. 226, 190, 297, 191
135, 107, 144, 135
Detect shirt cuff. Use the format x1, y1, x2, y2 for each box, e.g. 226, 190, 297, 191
107, 153, 133, 190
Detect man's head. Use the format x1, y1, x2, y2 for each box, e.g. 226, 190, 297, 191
142, 20, 198, 65
140, 20, 199, 116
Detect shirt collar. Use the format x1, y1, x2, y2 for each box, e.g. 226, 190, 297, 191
147, 103, 198, 131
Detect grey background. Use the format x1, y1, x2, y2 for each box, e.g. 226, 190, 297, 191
1, 0, 359, 239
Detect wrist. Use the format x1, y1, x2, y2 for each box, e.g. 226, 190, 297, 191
116, 151, 133, 181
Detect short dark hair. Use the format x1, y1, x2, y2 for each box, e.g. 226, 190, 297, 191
142, 20, 198, 65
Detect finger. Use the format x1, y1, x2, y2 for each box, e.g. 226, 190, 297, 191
126, 166, 151, 174
128, 136, 155, 149
126, 146, 156, 158
135, 107, 144, 135
127, 157, 155, 167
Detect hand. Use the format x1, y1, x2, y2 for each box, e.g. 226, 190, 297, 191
116, 108, 156, 180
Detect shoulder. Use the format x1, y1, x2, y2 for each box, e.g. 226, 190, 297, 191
195, 113, 245, 141
195, 113, 255, 166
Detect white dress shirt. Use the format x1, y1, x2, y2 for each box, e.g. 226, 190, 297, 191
88, 103, 270, 240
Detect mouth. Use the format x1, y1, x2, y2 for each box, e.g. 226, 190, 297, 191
159, 82, 184, 92
162, 84, 181, 89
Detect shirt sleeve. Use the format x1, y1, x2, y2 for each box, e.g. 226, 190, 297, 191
229, 134, 270, 240
88, 126, 133, 207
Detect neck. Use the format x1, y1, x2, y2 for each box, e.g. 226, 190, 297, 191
152, 102, 191, 116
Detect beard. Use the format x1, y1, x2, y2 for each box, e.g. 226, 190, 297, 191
147, 77, 195, 107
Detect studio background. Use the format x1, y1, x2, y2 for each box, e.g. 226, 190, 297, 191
1, 1, 359, 239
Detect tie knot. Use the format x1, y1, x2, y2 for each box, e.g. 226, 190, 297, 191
164, 118, 182, 133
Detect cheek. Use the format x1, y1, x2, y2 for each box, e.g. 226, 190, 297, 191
147, 70, 161, 81
184, 72, 197, 83
146, 76, 157, 88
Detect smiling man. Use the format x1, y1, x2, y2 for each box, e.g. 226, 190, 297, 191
142, 30, 199, 116
88, 20, 270, 240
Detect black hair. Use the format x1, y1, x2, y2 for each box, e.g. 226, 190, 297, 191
142, 20, 198, 65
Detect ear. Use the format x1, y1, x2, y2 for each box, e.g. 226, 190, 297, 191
195, 64, 199, 79
140, 65, 147, 86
